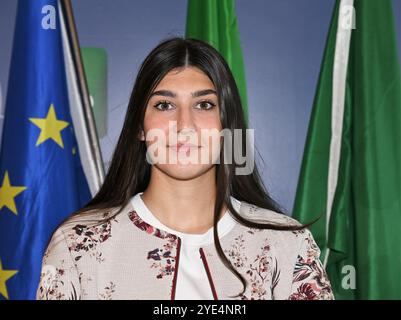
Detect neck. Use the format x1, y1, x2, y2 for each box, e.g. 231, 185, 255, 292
141, 166, 227, 234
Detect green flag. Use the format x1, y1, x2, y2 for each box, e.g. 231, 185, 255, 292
185, 0, 248, 124
293, 0, 401, 299
81, 48, 108, 138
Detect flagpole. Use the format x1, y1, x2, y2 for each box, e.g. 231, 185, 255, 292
59, 0, 105, 187
323, 0, 354, 269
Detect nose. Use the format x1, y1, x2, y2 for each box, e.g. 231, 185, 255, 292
176, 104, 196, 133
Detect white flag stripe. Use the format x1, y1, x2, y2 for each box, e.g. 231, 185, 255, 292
324, 0, 354, 268
59, 3, 102, 196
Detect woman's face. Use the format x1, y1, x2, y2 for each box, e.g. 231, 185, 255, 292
142, 66, 222, 180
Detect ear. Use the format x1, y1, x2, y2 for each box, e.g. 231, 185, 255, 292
138, 130, 145, 141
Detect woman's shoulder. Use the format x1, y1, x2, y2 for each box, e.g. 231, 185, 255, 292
235, 200, 314, 250
238, 200, 303, 228
235, 201, 323, 267
46, 206, 122, 254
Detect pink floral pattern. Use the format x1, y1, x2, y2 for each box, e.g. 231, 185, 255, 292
128, 210, 179, 280
225, 234, 248, 268
66, 213, 118, 263
128, 210, 175, 239
243, 239, 272, 299
37, 259, 79, 300
289, 233, 334, 300
99, 281, 116, 300
224, 232, 273, 300
147, 237, 178, 279
224, 227, 333, 300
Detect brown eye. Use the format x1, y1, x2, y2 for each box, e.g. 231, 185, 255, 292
195, 100, 216, 110
154, 101, 174, 111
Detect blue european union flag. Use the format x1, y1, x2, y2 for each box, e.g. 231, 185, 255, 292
0, 0, 92, 300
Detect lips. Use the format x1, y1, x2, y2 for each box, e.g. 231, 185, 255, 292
168, 143, 200, 153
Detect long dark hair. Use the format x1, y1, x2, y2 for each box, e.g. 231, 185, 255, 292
65, 37, 307, 298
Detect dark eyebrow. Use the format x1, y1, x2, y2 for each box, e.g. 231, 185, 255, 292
191, 89, 217, 98
149, 89, 217, 99
149, 90, 176, 98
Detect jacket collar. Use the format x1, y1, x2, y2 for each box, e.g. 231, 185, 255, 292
124, 198, 248, 246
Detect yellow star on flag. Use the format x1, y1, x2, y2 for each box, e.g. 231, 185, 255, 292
29, 103, 69, 148
0, 171, 27, 215
0, 259, 18, 300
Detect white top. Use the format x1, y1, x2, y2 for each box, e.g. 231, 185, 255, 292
130, 192, 240, 300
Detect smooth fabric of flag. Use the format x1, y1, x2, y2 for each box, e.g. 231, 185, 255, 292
185, 0, 249, 125
81, 48, 108, 139
0, 0, 92, 300
293, 0, 401, 299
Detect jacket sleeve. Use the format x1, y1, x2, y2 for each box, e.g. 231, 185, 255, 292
288, 229, 335, 300
36, 227, 81, 300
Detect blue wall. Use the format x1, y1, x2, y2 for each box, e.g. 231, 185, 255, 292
1, 0, 400, 212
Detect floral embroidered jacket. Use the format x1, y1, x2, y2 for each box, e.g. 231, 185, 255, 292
36, 200, 334, 300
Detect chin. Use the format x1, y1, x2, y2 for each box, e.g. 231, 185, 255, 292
154, 163, 215, 181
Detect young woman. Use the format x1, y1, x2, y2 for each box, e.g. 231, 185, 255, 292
36, 37, 334, 300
